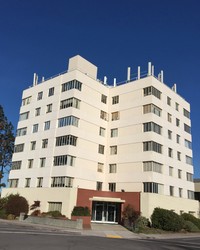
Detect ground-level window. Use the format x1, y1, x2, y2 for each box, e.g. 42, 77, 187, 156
48, 202, 62, 212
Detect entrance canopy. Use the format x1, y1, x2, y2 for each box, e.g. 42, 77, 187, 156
89, 197, 125, 203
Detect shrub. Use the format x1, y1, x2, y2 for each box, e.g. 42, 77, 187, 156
181, 213, 200, 229
122, 204, 140, 228
30, 209, 41, 216
7, 214, 15, 220
5, 194, 29, 217
184, 220, 200, 232
71, 206, 90, 216
151, 207, 184, 232
46, 210, 63, 218
0, 209, 7, 219
135, 216, 149, 229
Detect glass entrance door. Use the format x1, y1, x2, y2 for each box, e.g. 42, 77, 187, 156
92, 201, 120, 223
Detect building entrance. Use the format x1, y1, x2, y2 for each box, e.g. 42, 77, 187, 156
91, 201, 121, 223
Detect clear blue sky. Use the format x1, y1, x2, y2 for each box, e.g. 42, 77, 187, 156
0, 0, 200, 177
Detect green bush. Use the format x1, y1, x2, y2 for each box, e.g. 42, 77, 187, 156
71, 206, 90, 216
184, 220, 200, 232
135, 216, 149, 229
151, 207, 184, 232
46, 210, 63, 218
5, 194, 29, 217
0, 209, 7, 219
181, 213, 200, 229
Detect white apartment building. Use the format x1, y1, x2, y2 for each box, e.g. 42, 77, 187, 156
2, 55, 199, 222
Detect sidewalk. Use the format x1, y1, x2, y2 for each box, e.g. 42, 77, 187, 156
1, 219, 200, 240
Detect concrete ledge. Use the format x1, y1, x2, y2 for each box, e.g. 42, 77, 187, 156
24, 216, 83, 230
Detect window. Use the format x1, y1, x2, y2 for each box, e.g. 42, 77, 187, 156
178, 169, 182, 179
28, 159, 34, 169
44, 121, 50, 130
184, 124, 191, 134
97, 163, 104, 173
99, 127, 105, 137
48, 87, 54, 97
110, 146, 117, 155
111, 128, 118, 137
109, 183, 116, 192
167, 113, 172, 123
186, 155, 193, 165
176, 135, 180, 144
46, 104, 52, 113
169, 186, 174, 196
111, 112, 120, 121
25, 178, 31, 188
187, 172, 193, 182
168, 148, 173, 158
61, 79, 82, 92
175, 102, 179, 111
56, 135, 77, 146
11, 161, 22, 170
48, 202, 62, 212
187, 190, 194, 200
19, 111, 29, 121
100, 110, 108, 121
143, 86, 161, 99
176, 118, 180, 127
183, 108, 190, 119
32, 124, 39, 133
22, 96, 31, 106
35, 107, 41, 116
60, 97, 80, 109
143, 141, 162, 153
168, 130, 172, 139
96, 182, 102, 191
37, 177, 43, 187
42, 139, 48, 148
40, 158, 46, 168
9, 179, 18, 188
143, 122, 162, 134
54, 155, 75, 166
31, 141, 36, 150
16, 127, 27, 136
101, 94, 107, 104
143, 104, 161, 116
58, 116, 79, 127
177, 151, 181, 161
185, 139, 192, 149
179, 188, 182, 198
109, 164, 117, 173
98, 145, 105, 154
143, 182, 163, 194
167, 97, 171, 106
169, 166, 173, 176
14, 143, 24, 153
112, 95, 119, 104
51, 176, 73, 187
37, 91, 43, 100
143, 161, 162, 173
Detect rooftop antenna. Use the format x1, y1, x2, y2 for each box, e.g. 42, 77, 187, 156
33, 73, 38, 86
103, 76, 107, 85
127, 67, 131, 82
113, 78, 117, 87
161, 70, 164, 83
138, 66, 140, 80
148, 62, 152, 76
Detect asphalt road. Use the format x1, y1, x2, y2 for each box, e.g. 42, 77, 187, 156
0, 221, 200, 250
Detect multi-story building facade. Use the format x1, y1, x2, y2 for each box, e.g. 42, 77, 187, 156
2, 55, 199, 222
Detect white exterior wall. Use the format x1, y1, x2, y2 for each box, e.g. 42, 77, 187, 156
3, 55, 197, 217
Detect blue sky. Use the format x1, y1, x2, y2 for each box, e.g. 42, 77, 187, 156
0, 0, 200, 177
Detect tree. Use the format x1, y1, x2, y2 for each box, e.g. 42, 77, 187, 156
0, 105, 15, 187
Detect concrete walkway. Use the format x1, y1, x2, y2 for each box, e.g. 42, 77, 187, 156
82, 223, 140, 239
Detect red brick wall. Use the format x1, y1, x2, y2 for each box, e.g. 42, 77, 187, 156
76, 188, 140, 213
